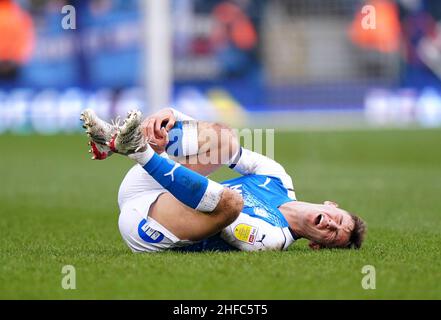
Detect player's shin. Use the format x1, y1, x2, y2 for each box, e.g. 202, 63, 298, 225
129, 147, 224, 213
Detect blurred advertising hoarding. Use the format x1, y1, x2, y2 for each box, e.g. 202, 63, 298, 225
1, 0, 441, 133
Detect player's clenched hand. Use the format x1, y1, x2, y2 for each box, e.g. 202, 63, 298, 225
141, 108, 176, 154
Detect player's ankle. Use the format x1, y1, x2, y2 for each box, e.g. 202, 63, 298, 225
128, 145, 155, 166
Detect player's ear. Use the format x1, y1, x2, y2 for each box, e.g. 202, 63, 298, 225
308, 241, 322, 250
324, 200, 339, 208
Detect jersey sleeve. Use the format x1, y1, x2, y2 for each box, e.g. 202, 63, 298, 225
230, 148, 296, 199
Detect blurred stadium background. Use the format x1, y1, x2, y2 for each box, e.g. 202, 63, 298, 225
2, 0, 441, 132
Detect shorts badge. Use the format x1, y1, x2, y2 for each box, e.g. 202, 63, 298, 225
138, 219, 165, 244
234, 224, 258, 245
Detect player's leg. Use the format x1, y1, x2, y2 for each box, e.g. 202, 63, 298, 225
148, 189, 242, 241
118, 186, 242, 252
112, 111, 234, 212
79, 108, 237, 214
113, 111, 243, 240
81, 109, 243, 250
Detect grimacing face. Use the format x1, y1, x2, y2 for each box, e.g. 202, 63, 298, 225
301, 201, 355, 249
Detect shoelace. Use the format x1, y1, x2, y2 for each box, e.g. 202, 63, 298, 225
111, 111, 161, 153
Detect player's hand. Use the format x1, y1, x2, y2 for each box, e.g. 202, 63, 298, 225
141, 108, 176, 154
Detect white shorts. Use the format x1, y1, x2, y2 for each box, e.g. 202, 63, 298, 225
118, 165, 295, 253
118, 164, 195, 252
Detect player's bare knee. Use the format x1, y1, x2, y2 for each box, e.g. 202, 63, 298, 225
215, 188, 243, 226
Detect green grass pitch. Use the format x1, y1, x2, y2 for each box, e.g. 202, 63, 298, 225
0, 129, 440, 299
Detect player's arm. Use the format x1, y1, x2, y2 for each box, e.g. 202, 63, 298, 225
142, 108, 294, 196
229, 148, 295, 197
141, 108, 239, 176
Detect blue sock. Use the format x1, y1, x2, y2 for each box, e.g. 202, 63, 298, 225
138, 152, 224, 212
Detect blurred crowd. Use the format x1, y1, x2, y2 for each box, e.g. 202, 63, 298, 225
1, 0, 441, 129
0, 0, 34, 80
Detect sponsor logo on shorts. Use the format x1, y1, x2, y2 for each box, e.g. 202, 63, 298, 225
234, 224, 258, 245
138, 219, 165, 244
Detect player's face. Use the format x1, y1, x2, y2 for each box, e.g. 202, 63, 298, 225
302, 201, 354, 249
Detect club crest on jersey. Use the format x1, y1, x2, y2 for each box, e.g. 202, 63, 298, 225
138, 219, 164, 243
233, 224, 258, 245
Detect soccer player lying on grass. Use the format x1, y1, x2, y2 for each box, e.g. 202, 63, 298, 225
80, 108, 366, 252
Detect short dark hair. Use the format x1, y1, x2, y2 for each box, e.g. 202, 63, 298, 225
347, 214, 367, 249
